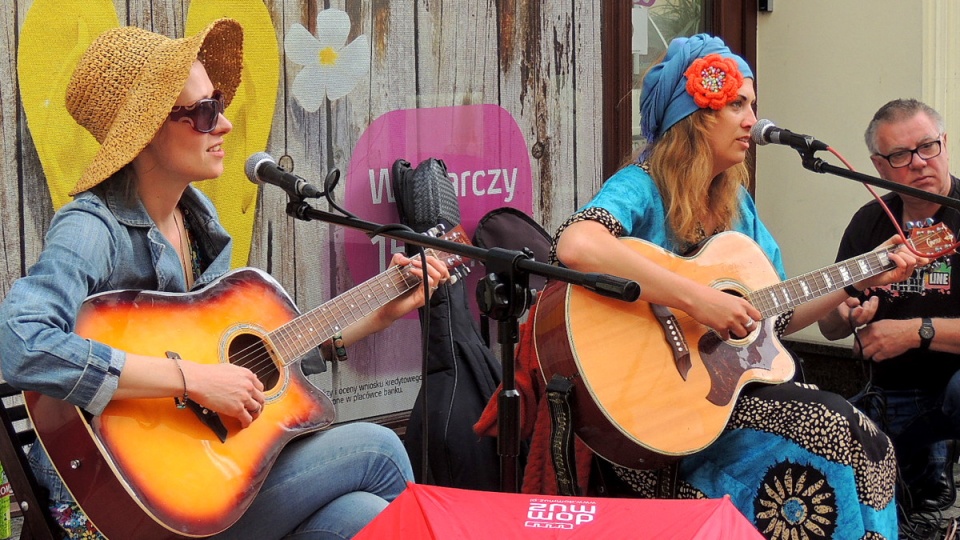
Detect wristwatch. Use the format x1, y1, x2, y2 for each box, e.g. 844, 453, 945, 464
919, 317, 935, 350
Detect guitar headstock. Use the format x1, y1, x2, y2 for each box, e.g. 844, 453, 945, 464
907, 222, 957, 259
424, 224, 473, 283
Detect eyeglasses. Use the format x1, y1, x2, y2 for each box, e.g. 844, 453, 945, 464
168, 90, 225, 133
874, 138, 943, 168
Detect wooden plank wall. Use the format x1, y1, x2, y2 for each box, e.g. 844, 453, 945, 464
0, 0, 604, 418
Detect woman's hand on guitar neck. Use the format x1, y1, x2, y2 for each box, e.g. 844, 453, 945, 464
860, 236, 925, 290
368, 253, 451, 332
687, 284, 761, 341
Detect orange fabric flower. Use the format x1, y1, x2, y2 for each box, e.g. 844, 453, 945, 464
684, 53, 744, 110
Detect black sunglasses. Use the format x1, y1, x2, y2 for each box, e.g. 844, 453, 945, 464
168, 90, 225, 133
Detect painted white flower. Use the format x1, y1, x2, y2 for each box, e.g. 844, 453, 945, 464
285, 9, 371, 111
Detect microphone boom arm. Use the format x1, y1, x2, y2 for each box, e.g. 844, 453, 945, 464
802, 155, 960, 212
286, 199, 641, 302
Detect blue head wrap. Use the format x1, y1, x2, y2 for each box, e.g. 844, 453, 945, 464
640, 34, 753, 146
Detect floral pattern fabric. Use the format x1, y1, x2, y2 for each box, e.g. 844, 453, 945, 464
51, 502, 105, 539
605, 382, 898, 540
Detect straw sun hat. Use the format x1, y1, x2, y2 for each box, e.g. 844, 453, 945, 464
65, 18, 243, 196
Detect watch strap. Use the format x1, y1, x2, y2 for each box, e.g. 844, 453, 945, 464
919, 317, 934, 350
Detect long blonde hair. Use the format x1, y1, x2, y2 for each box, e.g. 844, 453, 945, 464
646, 109, 748, 245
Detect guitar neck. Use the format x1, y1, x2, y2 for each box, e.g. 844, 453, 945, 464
267, 262, 424, 363
747, 247, 894, 319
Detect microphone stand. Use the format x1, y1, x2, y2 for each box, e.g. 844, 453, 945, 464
283, 196, 640, 493
799, 151, 960, 211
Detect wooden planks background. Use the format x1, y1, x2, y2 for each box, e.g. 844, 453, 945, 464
0, 0, 606, 420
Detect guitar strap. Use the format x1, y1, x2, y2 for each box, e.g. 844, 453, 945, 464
655, 461, 680, 499
546, 374, 681, 499
546, 374, 581, 496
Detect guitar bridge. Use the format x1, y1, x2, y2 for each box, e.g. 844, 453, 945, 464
650, 304, 691, 380
166, 352, 228, 443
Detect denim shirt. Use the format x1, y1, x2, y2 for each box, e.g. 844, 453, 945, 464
0, 178, 232, 503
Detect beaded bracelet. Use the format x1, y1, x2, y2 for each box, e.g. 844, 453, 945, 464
172, 357, 189, 409
332, 332, 348, 362
843, 284, 860, 297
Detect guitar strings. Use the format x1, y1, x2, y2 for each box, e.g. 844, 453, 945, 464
219, 264, 420, 383
653, 230, 943, 340
668, 252, 892, 331
224, 245, 457, 381
229, 268, 407, 378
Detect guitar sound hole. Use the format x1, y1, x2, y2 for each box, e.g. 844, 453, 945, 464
228, 333, 280, 391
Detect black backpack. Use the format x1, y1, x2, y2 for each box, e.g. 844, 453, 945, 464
404, 277, 503, 490
394, 158, 502, 490
394, 157, 553, 490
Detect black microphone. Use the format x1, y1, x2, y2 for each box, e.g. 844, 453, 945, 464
245, 152, 323, 199
751, 119, 829, 153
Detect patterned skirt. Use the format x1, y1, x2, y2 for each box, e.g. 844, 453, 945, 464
603, 382, 897, 540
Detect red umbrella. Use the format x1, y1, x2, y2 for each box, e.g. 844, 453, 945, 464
356, 483, 764, 539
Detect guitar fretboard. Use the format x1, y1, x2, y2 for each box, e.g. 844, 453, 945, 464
747, 248, 893, 318
268, 260, 426, 364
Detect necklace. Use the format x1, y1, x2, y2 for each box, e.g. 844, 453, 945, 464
695, 221, 720, 243
173, 209, 194, 289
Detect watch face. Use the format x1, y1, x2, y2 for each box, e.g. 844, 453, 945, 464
920, 325, 935, 339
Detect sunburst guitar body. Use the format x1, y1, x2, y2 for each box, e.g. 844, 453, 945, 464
26, 227, 470, 539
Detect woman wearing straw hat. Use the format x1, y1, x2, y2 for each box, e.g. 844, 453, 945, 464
0, 19, 447, 539
550, 35, 921, 538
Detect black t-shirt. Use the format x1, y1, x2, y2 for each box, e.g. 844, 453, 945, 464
836, 176, 960, 392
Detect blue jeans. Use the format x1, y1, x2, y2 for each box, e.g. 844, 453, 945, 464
213, 422, 413, 540
855, 371, 960, 491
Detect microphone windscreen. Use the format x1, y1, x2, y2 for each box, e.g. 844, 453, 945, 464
245, 152, 274, 183
750, 119, 775, 146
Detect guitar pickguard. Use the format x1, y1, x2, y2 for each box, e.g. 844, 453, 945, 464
697, 320, 785, 406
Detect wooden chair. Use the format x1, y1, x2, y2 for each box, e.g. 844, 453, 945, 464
0, 382, 60, 539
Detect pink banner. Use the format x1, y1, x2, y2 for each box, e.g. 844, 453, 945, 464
344, 104, 534, 317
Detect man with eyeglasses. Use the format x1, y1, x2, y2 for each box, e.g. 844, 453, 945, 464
819, 98, 960, 514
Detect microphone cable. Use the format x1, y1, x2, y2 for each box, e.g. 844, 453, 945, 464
826, 147, 959, 260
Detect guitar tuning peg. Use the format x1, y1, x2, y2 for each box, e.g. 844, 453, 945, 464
448, 265, 470, 283
905, 221, 916, 232
924, 217, 935, 226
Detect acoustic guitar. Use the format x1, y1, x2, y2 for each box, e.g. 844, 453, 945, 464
24, 227, 468, 539
534, 224, 953, 470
